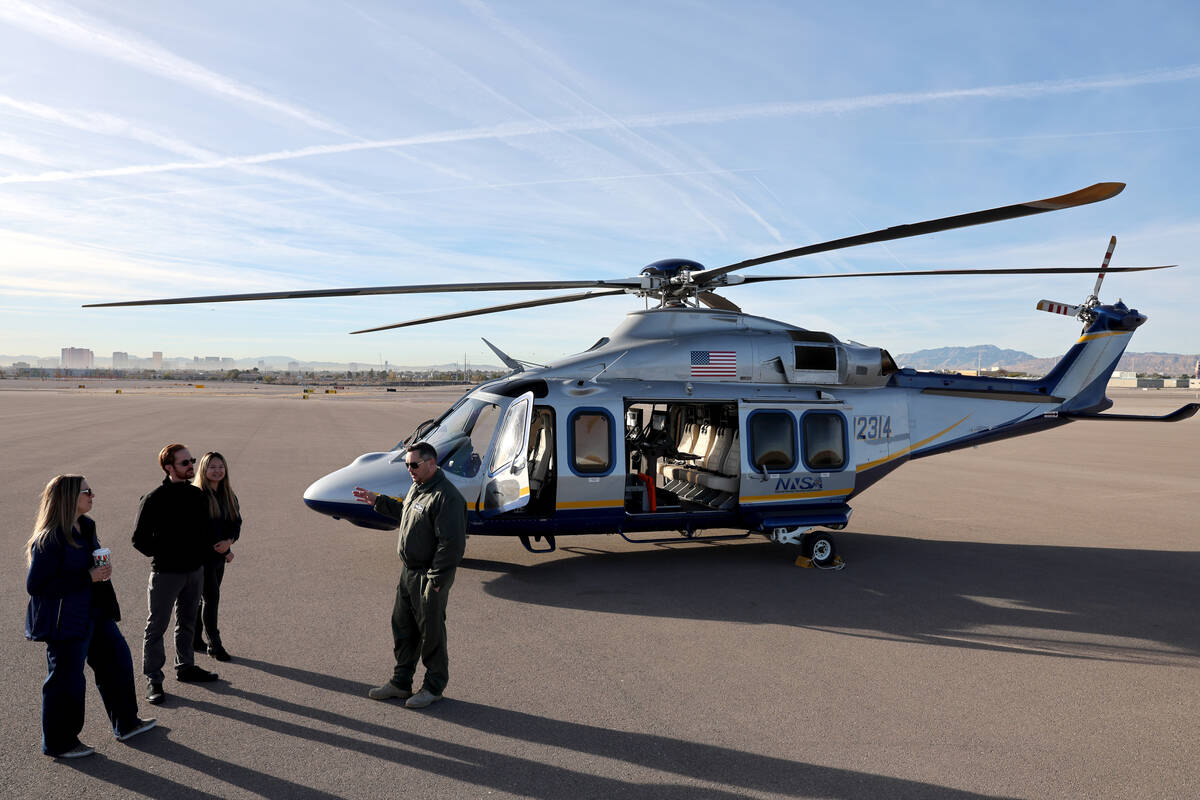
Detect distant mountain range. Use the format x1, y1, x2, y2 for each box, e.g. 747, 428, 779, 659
896, 346, 1198, 376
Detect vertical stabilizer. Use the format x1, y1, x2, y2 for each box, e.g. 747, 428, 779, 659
1041, 302, 1146, 412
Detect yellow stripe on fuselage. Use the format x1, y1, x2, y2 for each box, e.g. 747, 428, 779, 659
856, 414, 970, 473
1077, 330, 1130, 343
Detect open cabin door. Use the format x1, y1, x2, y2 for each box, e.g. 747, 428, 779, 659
480, 391, 534, 517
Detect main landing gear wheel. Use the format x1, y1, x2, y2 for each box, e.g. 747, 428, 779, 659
802, 531, 838, 567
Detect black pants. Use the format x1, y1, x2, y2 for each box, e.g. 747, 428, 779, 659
194, 558, 227, 649
390, 566, 454, 695
42, 617, 140, 755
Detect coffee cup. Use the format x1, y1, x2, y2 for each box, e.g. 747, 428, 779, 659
93, 548, 111, 576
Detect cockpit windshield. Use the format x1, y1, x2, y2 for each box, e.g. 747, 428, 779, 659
401, 395, 505, 478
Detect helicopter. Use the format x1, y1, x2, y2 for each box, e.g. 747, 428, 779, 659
88, 181, 1196, 566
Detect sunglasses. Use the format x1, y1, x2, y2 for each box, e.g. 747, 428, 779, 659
403, 459, 428, 470
177, 458, 198, 466
80, 488, 95, 497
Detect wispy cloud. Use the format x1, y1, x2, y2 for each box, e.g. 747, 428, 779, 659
622, 64, 1200, 126
459, 0, 777, 240
919, 126, 1200, 144
0, 0, 349, 136
4, 63, 1197, 187
0, 94, 373, 203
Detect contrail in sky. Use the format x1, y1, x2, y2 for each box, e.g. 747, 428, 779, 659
0, 0, 349, 136
2, 64, 1198, 186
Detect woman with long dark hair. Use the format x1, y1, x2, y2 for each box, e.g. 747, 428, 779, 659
25, 475, 156, 758
192, 452, 241, 661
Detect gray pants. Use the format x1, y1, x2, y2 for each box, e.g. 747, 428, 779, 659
142, 568, 203, 683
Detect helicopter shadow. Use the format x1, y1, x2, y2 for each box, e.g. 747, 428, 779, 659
475, 532, 1200, 664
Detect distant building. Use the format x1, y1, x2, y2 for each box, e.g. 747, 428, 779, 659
61, 347, 94, 370
287, 361, 301, 373
205, 356, 220, 365
257, 360, 265, 370
112, 351, 130, 370
152, 351, 163, 370
38, 357, 59, 368
13, 361, 30, 368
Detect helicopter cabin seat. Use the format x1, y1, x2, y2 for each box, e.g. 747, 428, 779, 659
662, 422, 715, 491
653, 421, 699, 482
669, 427, 739, 508
658, 422, 710, 485
681, 424, 734, 489
660, 423, 711, 488
527, 415, 554, 496
674, 426, 734, 498
695, 430, 741, 494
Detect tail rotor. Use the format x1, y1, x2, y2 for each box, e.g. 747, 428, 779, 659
1036, 235, 1122, 326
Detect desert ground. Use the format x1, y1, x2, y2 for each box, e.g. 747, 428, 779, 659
2, 379, 1197, 799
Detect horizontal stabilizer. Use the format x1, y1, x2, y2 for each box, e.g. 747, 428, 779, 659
1036, 299, 1081, 317
1051, 404, 1199, 423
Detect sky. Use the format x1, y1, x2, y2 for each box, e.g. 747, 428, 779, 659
0, 0, 1197, 367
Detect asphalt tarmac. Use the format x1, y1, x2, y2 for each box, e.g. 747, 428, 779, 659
2, 380, 1197, 799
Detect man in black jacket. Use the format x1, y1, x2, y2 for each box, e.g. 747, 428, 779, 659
133, 444, 218, 704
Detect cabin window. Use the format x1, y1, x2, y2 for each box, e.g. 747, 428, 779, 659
802, 412, 847, 471
489, 398, 529, 475
569, 409, 613, 475
795, 345, 837, 371
748, 411, 796, 472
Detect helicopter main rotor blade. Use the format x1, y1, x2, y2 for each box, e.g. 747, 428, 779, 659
692, 182, 1126, 285
83, 279, 640, 308
735, 264, 1175, 284
350, 289, 628, 334
696, 291, 742, 312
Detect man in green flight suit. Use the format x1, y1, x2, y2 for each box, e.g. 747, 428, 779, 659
354, 442, 467, 709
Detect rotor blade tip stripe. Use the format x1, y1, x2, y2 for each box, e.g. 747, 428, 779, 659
1030, 182, 1125, 210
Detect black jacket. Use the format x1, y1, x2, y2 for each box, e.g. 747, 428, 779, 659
26, 517, 120, 642
132, 477, 214, 572
204, 490, 242, 562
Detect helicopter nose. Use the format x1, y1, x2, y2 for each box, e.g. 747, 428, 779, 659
302, 452, 409, 530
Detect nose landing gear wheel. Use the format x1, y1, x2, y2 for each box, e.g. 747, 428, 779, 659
802, 531, 838, 568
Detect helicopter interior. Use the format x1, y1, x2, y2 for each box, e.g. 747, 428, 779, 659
624, 401, 741, 513
449, 395, 747, 518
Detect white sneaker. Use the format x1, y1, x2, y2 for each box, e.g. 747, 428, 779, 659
404, 688, 443, 709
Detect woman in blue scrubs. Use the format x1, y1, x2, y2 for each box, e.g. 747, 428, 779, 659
25, 474, 156, 758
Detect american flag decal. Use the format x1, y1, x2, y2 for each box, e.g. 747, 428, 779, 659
691, 350, 736, 378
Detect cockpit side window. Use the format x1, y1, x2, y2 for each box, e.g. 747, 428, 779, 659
435, 399, 502, 478
489, 398, 529, 475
